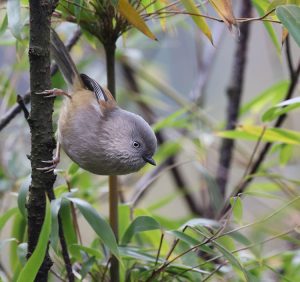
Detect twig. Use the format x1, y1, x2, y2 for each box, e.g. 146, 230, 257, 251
155, 233, 165, 266
202, 263, 225, 282
143, 9, 280, 24
0, 28, 81, 132
16, 95, 29, 119
218, 125, 267, 219
216, 0, 252, 197
66, 179, 83, 244
222, 58, 300, 212
178, 227, 296, 277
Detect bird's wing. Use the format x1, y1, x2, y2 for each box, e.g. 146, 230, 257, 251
80, 74, 117, 110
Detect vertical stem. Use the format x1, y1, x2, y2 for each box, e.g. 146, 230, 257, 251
104, 42, 120, 282
27, 0, 55, 280
216, 0, 252, 198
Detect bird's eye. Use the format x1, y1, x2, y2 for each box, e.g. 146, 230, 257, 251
132, 141, 140, 148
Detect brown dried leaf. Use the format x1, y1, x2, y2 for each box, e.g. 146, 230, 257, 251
209, 0, 236, 30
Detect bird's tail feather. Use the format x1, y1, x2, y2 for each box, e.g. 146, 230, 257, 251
50, 28, 83, 90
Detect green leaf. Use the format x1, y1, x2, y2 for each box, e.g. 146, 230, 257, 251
10, 211, 26, 275
69, 244, 103, 259
119, 246, 160, 263
195, 165, 223, 213
18, 175, 30, 219
17, 199, 51, 282
180, 218, 220, 231
167, 230, 214, 255
0, 14, 8, 36
0, 207, 18, 231
7, 0, 23, 39
279, 144, 293, 166
153, 108, 188, 132
67, 197, 119, 258
17, 243, 28, 266
121, 216, 161, 245
57, 200, 79, 260
277, 5, 300, 47
50, 198, 62, 252
217, 125, 300, 145
240, 81, 289, 116
252, 0, 281, 52
118, 0, 157, 40
267, 0, 300, 12
230, 197, 243, 223
181, 0, 213, 44
119, 204, 131, 241
262, 97, 300, 122
68, 162, 80, 175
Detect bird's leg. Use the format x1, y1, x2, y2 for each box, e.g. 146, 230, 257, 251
37, 142, 61, 173
36, 88, 72, 99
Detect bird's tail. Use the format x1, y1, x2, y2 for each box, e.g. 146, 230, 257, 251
50, 28, 83, 91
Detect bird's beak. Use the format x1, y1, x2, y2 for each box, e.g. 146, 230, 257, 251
143, 156, 156, 166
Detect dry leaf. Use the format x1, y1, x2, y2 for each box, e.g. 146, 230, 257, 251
118, 0, 157, 41
209, 0, 236, 30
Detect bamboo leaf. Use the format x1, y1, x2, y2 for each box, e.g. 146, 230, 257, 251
7, 0, 23, 39
262, 97, 300, 122
252, 0, 281, 52
17, 199, 51, 282
181, 0, 213, 44
67, 197, 119, 258
217, 125, 300, 145
276, 5, 300, 47
268, 0, 300, 12
118, 0, 157, 40
0, 14, 8, 36
17, 175, 30, 219
209, 0, 236, 29
240, 81, 289, 116
230, 197, 243, 223
0, 207, 18, 231
121, 216, 161, 245
50, 198, 62, 252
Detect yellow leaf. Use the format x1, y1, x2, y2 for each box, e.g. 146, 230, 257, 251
118, 0, 157, 41
209, 0, 236, 30
181, 0, 213, 44
281, 27, 289, 45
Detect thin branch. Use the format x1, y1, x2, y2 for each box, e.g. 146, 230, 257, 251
178, 227, 296, 276
216, 0, 252, 197
142, 9, 280, 24
155, 233, 165, 266
220, 59, 300, 214
0, 28, 81, 132
16, 95, 29, 119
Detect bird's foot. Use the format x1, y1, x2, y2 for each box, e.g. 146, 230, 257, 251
37, 156, 60, 173
36, 88, 71, 99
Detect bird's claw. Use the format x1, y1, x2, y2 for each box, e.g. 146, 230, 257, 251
35, 88, 71, 99
37, 157, 60, 173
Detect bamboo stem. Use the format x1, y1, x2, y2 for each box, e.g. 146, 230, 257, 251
104, 42, 120, 282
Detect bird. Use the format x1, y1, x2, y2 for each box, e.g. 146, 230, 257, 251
37, 29, 157, 175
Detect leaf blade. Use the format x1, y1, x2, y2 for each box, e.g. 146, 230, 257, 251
118, 0, 157, 40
